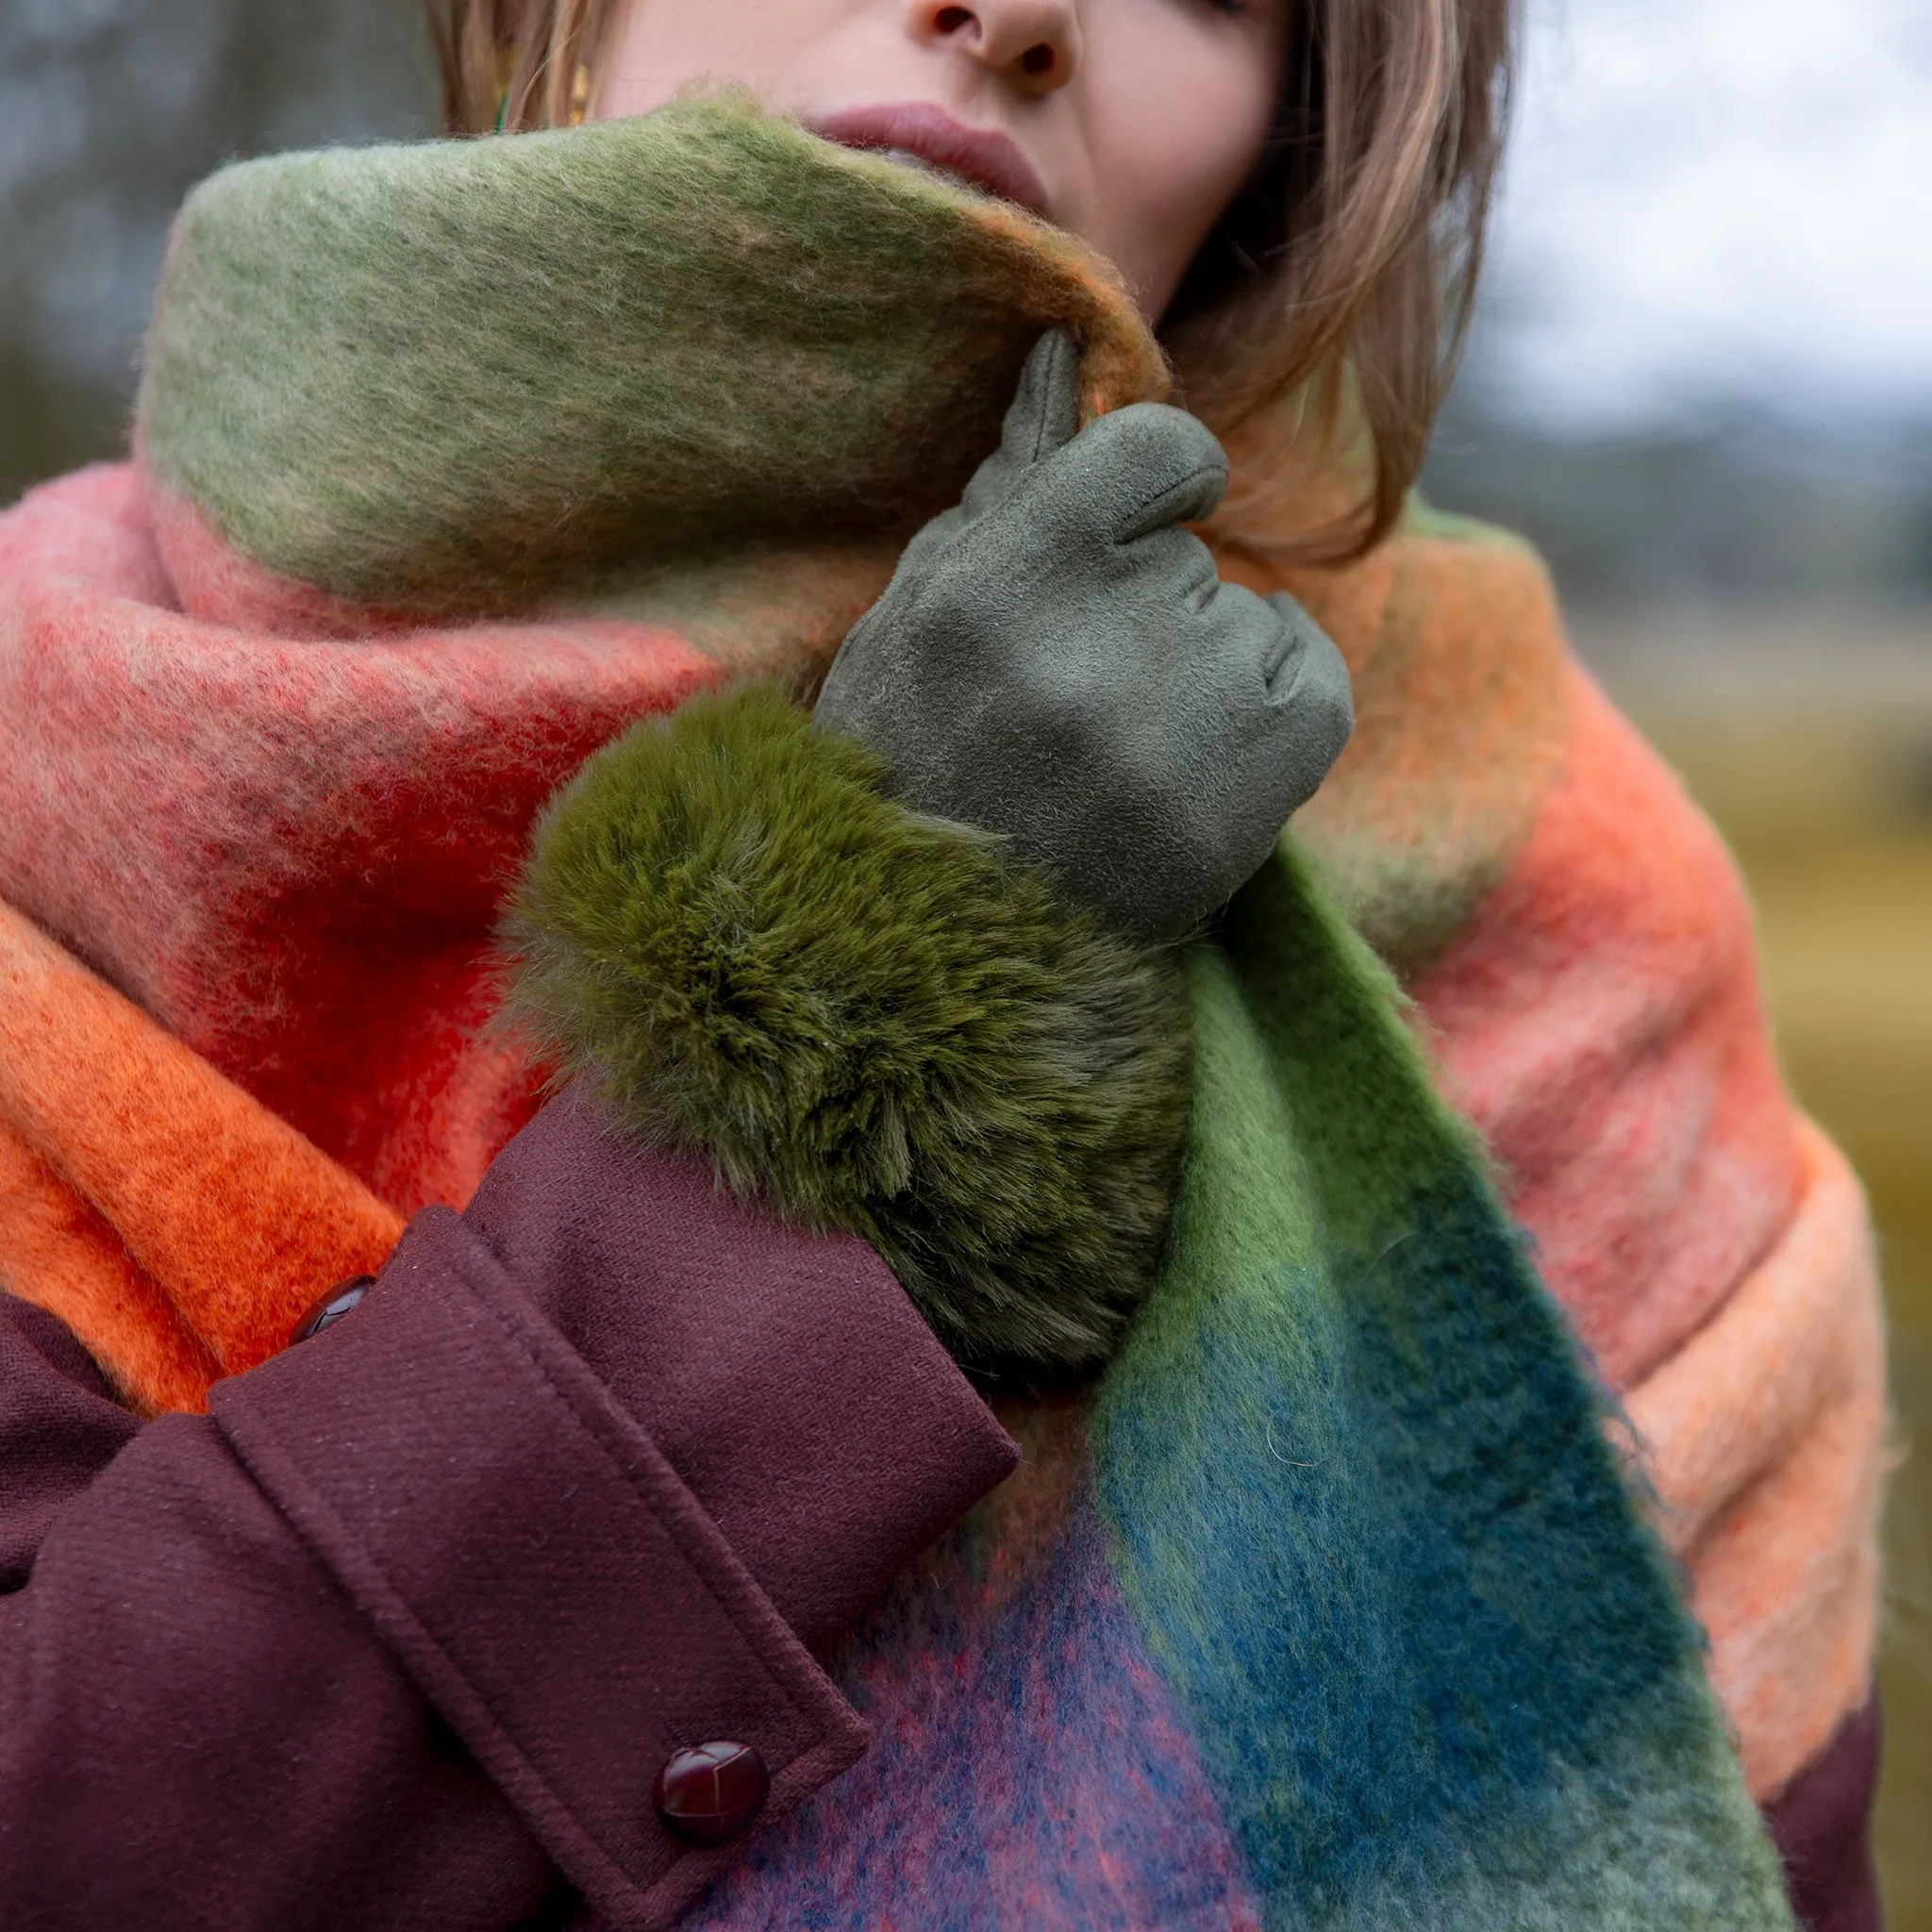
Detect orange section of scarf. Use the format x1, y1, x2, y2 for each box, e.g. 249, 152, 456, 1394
0, 899, 404, 1414
1211, 506, 1573, 974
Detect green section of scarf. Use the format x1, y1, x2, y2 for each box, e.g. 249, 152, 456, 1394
136, 94, 1164, 621
1087, 846, 1793, 1925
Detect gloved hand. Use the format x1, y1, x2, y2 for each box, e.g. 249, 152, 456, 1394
814, 328, 1353, 940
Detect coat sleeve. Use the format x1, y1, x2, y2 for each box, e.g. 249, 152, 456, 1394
500, 684, 1194, 1378
1408, 662, 1886, 1897
0, 1100, 1017, 1932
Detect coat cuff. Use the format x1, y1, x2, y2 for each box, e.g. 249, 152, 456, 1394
210, 1205, 991, 1930
499, 684, 1193, 1374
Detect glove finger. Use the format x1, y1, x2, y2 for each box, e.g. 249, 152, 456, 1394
1261, 591, 1352, 715
1127, 591, 1349, 931
1208, 585, 1353, 732
1244, 589, 1355, 808
957, 327, 1084, 523
1044, 402, 1229, 545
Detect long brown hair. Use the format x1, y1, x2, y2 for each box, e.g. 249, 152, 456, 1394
426, 0, 1513, 562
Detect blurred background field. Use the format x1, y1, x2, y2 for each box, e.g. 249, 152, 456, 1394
1427, 9, 1932, 1916
1572, 615, 1932, 1929
3, 0, 1928, 1919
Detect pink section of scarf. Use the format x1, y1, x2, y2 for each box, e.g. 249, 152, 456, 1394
1412, 666, 1884, 1799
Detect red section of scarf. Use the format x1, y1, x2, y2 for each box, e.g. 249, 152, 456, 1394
0, 464, 718, 1219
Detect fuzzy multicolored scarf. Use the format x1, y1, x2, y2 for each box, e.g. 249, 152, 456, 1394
0, 100, 1881, 1925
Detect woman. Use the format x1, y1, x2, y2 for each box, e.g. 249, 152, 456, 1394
0, 0, 1883, 1924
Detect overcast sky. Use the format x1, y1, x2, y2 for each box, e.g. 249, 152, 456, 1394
1475, 0, 1932, 433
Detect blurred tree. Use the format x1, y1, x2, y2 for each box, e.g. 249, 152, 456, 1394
0, 0, 433, 502
1422, 397, 1932, 613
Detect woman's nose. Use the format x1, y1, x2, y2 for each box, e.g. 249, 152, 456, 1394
906, 0, 1083, 96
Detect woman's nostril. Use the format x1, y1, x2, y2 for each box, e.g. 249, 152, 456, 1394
935, 6, 973, 32
1021, 44, 1055, 77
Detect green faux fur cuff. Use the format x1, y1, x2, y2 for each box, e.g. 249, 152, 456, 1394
502, 686, 1191, 1371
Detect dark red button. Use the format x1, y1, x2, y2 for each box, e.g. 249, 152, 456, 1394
290, 1275, 375, 1346
652, 1740, 769, 1848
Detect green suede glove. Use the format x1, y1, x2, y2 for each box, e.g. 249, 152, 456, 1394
813, 329, 1353, 940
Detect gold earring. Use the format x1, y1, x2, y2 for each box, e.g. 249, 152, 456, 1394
491, 52, 591, 133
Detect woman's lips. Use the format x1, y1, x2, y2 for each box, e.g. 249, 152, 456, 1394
811, 104, 1051, 219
